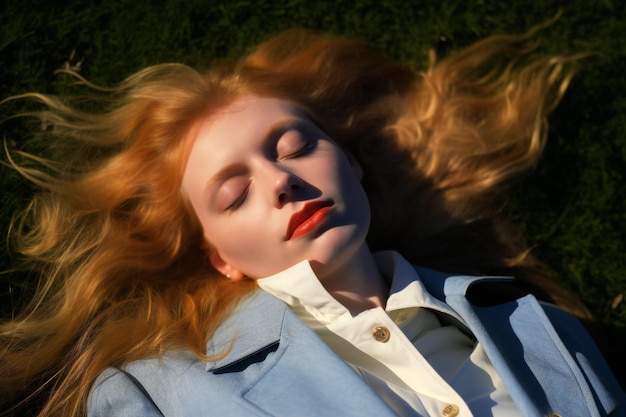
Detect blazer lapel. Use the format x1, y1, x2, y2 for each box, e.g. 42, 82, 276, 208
205, 291, 285, 373
206, 290, 398, 417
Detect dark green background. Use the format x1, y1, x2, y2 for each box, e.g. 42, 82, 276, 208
1, 0, 624, 356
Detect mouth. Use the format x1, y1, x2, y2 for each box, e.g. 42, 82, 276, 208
285, 200, 334, 241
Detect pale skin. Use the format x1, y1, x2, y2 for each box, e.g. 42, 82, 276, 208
181, 97, 389, 313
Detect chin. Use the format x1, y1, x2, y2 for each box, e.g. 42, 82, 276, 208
306, 224, 367, 276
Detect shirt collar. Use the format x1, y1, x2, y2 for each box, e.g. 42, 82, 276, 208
257, 251, 455, 327
257, 258, 352, 327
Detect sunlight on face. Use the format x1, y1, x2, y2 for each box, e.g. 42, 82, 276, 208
181, 97, 371, 281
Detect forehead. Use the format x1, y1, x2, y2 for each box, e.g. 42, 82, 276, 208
182, 97, 305, 190
193, 96, 304, 153
207, 97, 303, 137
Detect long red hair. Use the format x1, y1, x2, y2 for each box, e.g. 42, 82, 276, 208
1, 28, 585, 416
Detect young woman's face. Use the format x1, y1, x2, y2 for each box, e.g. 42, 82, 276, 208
182, 97, 370, 281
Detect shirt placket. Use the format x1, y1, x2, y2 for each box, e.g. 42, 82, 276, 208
327, 307, 473, 417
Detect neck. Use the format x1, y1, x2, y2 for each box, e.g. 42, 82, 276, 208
311, 244, 389, 314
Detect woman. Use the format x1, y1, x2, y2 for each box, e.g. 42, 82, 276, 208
1, 28, 623, 416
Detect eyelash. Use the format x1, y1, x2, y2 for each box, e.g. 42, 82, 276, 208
281, 140, 314, 160
225, 138, 314, 212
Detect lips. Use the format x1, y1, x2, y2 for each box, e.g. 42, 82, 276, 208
286, 200, 333, 240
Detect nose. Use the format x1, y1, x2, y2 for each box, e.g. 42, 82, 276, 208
268, 165, 304, 208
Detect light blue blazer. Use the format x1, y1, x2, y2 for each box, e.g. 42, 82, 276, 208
88, 268, 625, 416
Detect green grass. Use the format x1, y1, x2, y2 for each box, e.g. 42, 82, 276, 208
1, 0, 624, 339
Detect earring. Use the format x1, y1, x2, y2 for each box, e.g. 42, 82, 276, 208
226, 273, 231, 279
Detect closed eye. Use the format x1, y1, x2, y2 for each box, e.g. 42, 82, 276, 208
218, 176, 250, 212
282, 141, 315, 159
277, 129, 316, 160
225, 184, 249, 211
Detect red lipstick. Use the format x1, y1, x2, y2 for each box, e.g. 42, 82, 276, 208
286, 200, 333, 240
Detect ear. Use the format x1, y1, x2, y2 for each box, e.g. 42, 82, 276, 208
207, 247, 246, 281
345, 151, 363, 180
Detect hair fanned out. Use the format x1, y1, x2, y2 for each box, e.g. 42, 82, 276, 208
1, 28, 586, 416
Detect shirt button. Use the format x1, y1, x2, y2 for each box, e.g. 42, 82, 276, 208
441, 403, 460, 417
372, 325, 390, 342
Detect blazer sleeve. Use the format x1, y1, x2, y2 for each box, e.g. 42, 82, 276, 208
540, 302, 626, 415
88, 367, 165, 417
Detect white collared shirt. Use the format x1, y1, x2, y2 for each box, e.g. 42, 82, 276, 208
257, 251, 520, 417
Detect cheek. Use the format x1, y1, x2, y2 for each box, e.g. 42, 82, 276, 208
202, 217, 274, 273
335, 156, 367, 201
203, 221, 250, 255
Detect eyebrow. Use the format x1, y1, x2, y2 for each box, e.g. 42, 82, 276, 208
204, 117, 304, 196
